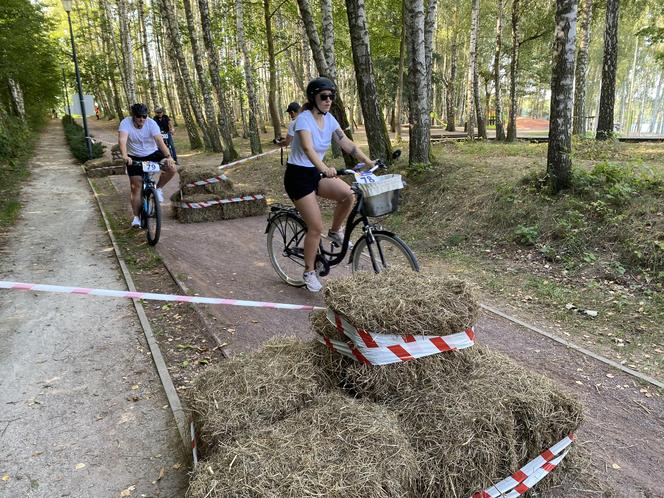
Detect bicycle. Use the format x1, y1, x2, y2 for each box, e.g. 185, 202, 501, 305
265, 155, 419, 287
133, 160, 162, 246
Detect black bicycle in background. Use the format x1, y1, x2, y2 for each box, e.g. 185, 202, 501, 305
265, 152, 419, 287
133, 161, 162, 246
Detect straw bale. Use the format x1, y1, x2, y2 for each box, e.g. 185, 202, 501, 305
171, 190, 267, 223
324, 269, 480, 336
188, 337, 342, 454
179, 165, 234, 195
312, 331, 583, 497
186, 390, 419, 498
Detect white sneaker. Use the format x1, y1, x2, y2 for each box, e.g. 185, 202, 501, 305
155, 188, 165, 203
328, 229, 353, 249
303, 271, 322, 293
131, 216, 141, 228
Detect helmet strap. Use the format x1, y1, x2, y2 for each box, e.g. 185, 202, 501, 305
313, 102, 327, 116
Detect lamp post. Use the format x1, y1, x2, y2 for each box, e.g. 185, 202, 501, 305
62, 0, 92, 159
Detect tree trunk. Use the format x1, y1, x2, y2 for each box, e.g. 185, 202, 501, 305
623, 38, 639, 134
424, 0, 438, 116
572, 0, 592, 135
99, 0, 125, 118
137, 0, 159, 109
117, 0, 136, 104
160, 0, 211, 149
236, 0, 263, 154
471, 0, 486, 138
198, 0, 238, 162
345, 0, 393, 162
406, 0, 430, 165
506, 0, 520, 141
296, 0, 355, 166
494, 0, 505, 140
595, 0, 619, 140
182, 0, 223, 152
320, 0, 337, 80
446, 35, 457, 132
547, 0, 578, 193
466, 0, 480, 138
7, 79, 26, 120
262, 0, 283, 142
395, 2, 406, 141
650, 74, 663, 134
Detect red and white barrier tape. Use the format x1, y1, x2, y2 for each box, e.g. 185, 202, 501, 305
471, 433, 575, 498
0, 280, 324, 311
183, 173, 230, 188
319, 309, 476, 365
176, 194, 265, 209
190, 421, 198, 467
217, 148, 280, 171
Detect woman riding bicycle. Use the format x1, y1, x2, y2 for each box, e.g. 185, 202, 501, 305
285, 77, 374, 292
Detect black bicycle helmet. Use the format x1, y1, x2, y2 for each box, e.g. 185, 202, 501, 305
130, 103, 149, 116
285, 101, 301, 113
306, 77, 335, 103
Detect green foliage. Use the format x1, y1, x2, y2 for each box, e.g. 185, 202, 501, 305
513, 224, 539, 246
0, 114, 34, 227
61, 115, 104, 163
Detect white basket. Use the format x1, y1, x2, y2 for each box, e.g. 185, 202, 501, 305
356, 174, 404, 217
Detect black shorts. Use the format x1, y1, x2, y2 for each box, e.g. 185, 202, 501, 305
284, 163, 321, 201
127, 150, 166, 177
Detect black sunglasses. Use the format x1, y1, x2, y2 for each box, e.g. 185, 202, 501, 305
134, 114, 147, 119
318, 93, 335, 102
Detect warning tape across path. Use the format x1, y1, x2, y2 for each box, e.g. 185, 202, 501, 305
0, 281, 325, 311
217, 148, 280, 172
183, 173, 231, 188
470, 433, 575, 498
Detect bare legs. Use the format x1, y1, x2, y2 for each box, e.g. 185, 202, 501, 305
293, 178, 354, 272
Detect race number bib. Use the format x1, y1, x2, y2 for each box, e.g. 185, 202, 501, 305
142, 162, 160, 173
355, 172, 378, 184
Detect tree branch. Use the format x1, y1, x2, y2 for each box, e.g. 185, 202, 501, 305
274, 41, 298, 57
519, 29, 552, 47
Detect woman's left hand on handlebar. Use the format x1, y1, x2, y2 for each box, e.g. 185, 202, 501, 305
321, 166, 337, 178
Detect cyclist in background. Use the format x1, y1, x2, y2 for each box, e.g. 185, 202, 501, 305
118, 103, 176, 228
153, 106, 178, 164
285, 77, 373, 292
280, 101, 300, 148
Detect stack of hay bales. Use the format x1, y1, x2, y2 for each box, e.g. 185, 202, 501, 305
187, 271, 583, 498
171, 165, 266, 223
84, 157, 125, 178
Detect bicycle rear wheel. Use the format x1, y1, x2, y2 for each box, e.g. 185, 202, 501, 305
351, 231, 419, 273
144, 187, 161, 246
266, 213, 307, 286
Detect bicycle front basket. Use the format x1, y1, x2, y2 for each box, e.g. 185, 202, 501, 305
357, 174, 404, 217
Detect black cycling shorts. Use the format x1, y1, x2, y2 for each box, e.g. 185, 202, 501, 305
284, 163, 321, 201
127, 150, 166, 177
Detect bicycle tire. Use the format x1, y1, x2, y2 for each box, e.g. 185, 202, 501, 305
351, 231, 419, 273
144, 187, 161, 246
266, 213, 307, 286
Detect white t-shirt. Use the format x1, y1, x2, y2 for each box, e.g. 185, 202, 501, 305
118, 116, 161, 157
287, 120, 296, 137
288, 110, 340, 168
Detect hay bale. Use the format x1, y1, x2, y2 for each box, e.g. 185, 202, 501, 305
171, 190, 267, 223
186, 390, 419, 498
324, 269, 480, 336
188, 337, 343, 454
179, 165, 234, 195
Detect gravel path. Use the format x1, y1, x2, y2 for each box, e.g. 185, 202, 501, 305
0, 121, 187, 497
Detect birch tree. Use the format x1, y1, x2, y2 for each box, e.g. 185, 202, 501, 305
116, 0, 136, 104
493, 0, 506, 140
236, 0, 262, 154
572, 0, 592, 135
506, 0, 520, 142
137, 0, 158, 109
406, 0, 430, 165
198, 0, 239, 162
466, 0, 480, 138
345, 0, 393, 161
264, 0, 282, 142
182, 0, 223, 152
596, 0, 620, 140
547, 0, 578, 193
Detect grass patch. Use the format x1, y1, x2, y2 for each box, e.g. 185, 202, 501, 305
0, 116, 37, 229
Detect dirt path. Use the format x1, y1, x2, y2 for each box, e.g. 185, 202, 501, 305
0, 121, 187, 497
87, 119, 664, 497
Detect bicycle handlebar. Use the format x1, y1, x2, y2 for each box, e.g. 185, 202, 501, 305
319, 158, 389, 178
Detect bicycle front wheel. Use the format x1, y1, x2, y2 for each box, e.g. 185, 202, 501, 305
351, 231, 419, 273
266, 213, 307, 286
144, 187, 161, 246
